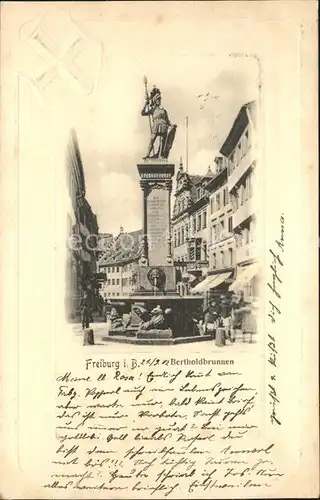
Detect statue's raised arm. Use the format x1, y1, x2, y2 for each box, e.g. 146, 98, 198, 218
141, 80, 177, 160
141, 98, 152, 117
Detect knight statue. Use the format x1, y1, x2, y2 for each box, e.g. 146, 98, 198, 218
141, 77, 177, 160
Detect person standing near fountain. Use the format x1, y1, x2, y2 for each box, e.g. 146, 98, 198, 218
80, 291, 91, 330
203, 300, 219, 336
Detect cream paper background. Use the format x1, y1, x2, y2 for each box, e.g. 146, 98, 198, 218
0, 1, 318, 498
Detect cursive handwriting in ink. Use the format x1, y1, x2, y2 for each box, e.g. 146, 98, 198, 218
266, 214, 284, 427
46, 362, 284, 495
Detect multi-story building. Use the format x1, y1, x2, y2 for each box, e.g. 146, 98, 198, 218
172, 162, 212, 296
65, 130, 99, 318
171, 161, 194, 264
190, 156, 235, 299
98, 228, 142, 298
188, 170, 212, 262
207, 156, 234, 269
220, 101, 258, 301
197, 155, 236, 298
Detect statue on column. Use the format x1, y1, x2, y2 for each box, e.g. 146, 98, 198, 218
141, 77, 177, 160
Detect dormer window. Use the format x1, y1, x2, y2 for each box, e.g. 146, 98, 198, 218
197, 186, 205, 200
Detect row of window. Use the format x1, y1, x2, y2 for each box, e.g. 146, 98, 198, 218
235, 222, 255, 248
101, 266, 120, 274
103, 292, 132, 298
175, 197, 189, 214
210, 187, 229, 214
173, 241, 207, 263
230, 171, 253, 210
196, 186, 206, 200
173, 225, 188, 247
228, 127, 251, 174
211, 216, 233, 243
211, 248, 234, 269
101, 263, 134, 274
175, 255, 188, 263
189, 241, 207, 261
105, 277, 134, 286
173, 210, 208, 248
192, 210, 207, 233
176, 181, 228, 219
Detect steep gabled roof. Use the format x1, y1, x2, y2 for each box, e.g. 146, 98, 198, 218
220, 100, 257, 157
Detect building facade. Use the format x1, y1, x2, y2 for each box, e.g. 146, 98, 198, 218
171, 163, 212, 296
65, 130, 99, 318
220, 101, 258, 301
190, 157, 235, 299
98, 229, 142, 298
205, 156, 236, 295
188, 171, 212, 262
189, 101, 258, 305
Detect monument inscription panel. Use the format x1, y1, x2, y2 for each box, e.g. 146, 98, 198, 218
147, 186, 169, 266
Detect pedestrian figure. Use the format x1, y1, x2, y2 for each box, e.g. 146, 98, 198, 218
223, 314, 235, 343
80, 292, 91, 330
203, 300, 220, 337
103, 299, 108, 322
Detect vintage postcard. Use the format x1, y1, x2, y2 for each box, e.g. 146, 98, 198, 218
0, 1, 318, 499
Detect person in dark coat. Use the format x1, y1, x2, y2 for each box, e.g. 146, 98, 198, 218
203, 300, 221, 337
80, 292, 91, 329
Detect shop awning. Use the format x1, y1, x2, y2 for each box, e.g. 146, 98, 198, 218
229, 263, 259, 293
181, 271, 197, 283
210, 271, 232, 288
190, 271, 232, 294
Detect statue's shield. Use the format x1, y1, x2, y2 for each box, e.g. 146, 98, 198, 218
162, 125, 177, 159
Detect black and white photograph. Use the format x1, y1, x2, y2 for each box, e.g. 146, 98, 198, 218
65, 56, 260, 348
1, 2, 318, 499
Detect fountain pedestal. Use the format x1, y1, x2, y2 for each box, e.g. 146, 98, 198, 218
133, 162, 178, 294
105, 161, 205, 344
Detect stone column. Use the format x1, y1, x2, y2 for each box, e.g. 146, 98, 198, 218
165, 179, 173, 265
134, 162, 178, 295
139, 180, 148, 263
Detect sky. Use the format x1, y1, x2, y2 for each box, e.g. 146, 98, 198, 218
73, 54, 259, 235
